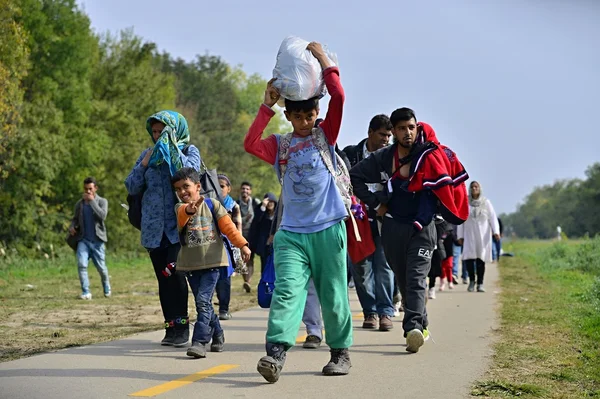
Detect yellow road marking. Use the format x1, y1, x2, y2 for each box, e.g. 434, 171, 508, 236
296, 334, 307, 343
353, 313, 363, 320
129, 364, 239, 397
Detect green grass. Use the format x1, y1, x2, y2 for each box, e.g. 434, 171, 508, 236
474, 238, 600, 398
0, 253, 258, 362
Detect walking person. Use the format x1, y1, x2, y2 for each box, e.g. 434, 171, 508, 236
125, 110, 200, 347
238, 181, 261, 292
457, 181, 500, 293
342, 114, 396, 331
69, 177, 111, 300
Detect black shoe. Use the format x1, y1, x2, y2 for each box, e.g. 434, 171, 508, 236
322, 348, 352, 376
257, 343, 287, 383
452, 274, 459, 285
243, 282, 251, 293
161, 327, 175, 346
302, 335, 322, 349
219, 312, 232, 321
186, 342, 206, 358
173, 326, 189, 348
211, 333, 225, 352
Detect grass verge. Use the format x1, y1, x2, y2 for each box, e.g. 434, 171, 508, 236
0, 254, 258, 362
473, 239, 600, 398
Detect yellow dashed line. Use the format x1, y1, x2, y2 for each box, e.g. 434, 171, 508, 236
129, 364, 239, 397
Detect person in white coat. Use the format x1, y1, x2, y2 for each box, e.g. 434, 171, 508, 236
457, 181, 500, 293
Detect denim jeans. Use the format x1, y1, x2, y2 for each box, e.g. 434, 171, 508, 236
216, 267, 231, 314
350, 234, 395, 317
77, 239, 110, 295
452, 244, 462, 276
302, 279, 323, 339
187, 268, 223, 344
492, 238, 502, 261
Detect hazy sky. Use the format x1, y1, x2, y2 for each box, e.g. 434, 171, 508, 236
78, 0, 599, 214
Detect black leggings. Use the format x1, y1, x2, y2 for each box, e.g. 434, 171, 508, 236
148, 238, 188, 322
465, 258, 485, 285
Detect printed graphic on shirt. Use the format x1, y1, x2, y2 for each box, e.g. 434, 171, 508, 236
418, 247, 433, 259
285, 137, 325, 201
187, 215, 218, 248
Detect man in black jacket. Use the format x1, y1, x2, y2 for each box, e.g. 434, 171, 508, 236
342, 114, 396, 331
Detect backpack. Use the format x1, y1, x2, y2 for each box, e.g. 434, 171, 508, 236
277, 127, 353, 209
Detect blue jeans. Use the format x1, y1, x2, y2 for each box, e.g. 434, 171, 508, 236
77, 239, 110, 295
187, 268, 223, 344
452, 244, 462, 276
350, 234, 395, 317
302, 279, 323, 339
492, 238, 502, 261
216, 267, 231, 314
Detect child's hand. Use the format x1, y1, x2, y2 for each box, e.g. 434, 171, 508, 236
264, 78, 280, 107
185, 203, 197, 215
307, 42, 332, 69
241, 246, 251, 262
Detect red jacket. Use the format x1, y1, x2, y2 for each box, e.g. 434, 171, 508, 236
407, 122, 469, 225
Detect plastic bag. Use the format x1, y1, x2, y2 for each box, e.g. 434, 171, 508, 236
272, 36, 338, 105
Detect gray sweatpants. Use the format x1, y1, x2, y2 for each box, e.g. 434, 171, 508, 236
381, 218, 436, 334
302, 279, 323, 339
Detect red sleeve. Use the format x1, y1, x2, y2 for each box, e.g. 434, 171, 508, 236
319, 67, 345, 146
243, 104, 279, 165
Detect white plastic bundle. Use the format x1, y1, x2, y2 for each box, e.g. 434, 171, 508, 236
272, 36, 338, 106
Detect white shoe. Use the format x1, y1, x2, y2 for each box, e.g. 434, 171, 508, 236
104, 291, 111, 298
439, 280, 447, 291
79, 293, 92, 300
448, 282, 454, 290
428, 288, 436, 299
406, 329, 425, 353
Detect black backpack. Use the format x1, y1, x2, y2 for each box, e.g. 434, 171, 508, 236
126, 147, 222, 231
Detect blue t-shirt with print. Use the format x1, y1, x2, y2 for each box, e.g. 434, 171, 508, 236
279, 134, 347, 233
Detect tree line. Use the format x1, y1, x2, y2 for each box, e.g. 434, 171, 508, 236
501, 163, 600, 239
0, 0, 286, 255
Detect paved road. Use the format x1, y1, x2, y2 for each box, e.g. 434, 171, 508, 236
0, 264, 499, 399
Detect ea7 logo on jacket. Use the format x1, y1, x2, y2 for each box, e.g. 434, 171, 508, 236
418, 248, 433, 259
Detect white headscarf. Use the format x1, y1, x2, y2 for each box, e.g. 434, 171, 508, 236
469, 181, 487, 219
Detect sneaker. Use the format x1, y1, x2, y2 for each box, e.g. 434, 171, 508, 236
477, 284, 486, 293
104, 291, 111, 298
378, 315, 393, 331
348, 279, 355, 289
452, 274, 459, 285
322, 348, 351, 376
362, 314, 378, 329
448, 282, 454, 290
423, 328, 431, 342
257, 343, 287, 383
439, 280, 447, 291
428, 288, 436, 299
406, 329, 425, 353
462, 277, 469, 285
243, 282, 251, 293
468, 281, 476, 292
219, 312, 232, 321
211, 333, 225, 352
173, 327, 189, 348
302, 335, 322, 349
161, 328, 175, 346
79, 293, 92, 300
186, 342, 207, 358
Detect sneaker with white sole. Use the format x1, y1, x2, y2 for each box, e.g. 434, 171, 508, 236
477, 284, 486, 293
104, 291, 111, 298
406, 329, 425, 353
79, 293, 92, 300
448, 282, 454, 290
439, 280, 447, 291
428, 288, 436, 299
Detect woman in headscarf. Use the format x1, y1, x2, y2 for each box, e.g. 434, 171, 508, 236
125, 110, 200, 347
456, 181, 500, 293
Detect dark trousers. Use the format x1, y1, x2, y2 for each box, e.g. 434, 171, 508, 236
188, 268, 223, 343
216, 267, 231, 314
381, 218, 436, 333
428, 250, 442, 289
465, 258, 486, 284
148, 238, 188, 322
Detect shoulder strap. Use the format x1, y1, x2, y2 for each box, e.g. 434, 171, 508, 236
311, 128, 337, 178
277, 133, 293, 185
204, 198, 222, 236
